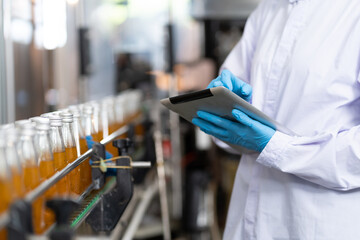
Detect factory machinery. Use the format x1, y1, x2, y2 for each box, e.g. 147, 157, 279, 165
0, 91, 171, 240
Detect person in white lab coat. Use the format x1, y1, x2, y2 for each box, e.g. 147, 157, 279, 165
192, 0, 360, 239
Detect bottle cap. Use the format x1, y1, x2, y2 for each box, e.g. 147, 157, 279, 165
83, 105, 93, 115
49, 114, 62, 127
68, 105, 81, 118
15, 119, 31, 129
3, 126, 18, 144
21, 123, 36, 136
35, 117, 50, 131
0, 123, 15, 130
60, 112, 74, 123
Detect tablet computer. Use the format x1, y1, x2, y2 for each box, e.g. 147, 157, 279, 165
161, 86, 297, 152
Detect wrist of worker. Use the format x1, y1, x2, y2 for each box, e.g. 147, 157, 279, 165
256, 131, 292, 169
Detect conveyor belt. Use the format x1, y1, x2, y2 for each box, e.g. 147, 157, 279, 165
70, 177, 117, 229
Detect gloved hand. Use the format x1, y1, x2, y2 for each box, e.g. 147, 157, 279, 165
207, 69, 252, 102
86, 135, 113, 159
86, 135, 116, 175
192, 109, 275, 152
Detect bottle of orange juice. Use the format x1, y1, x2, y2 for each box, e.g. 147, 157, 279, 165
90, 103, 104, 142
61, 113, 81, 196
0, 132, 13, 240
83, 105, 101, 142
2, 126, 24, 199
17, 123, 43, 234
102, 98, 119, 157
115, 95, 128, 138
49, 116, 69, 196
68, 106, 92, 192
34, 118, 58, 231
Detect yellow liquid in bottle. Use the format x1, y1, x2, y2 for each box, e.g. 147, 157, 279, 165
11, 168, 24, 198
39, 157, 58, 231
0, 177, 12, 213
79, 138, 92, 191
0, 228, 6, 239
23, 165, 43, 234
66, 147, 81, 195
53, 151, 70, 196
92, 131, 102, 143
0, 177, 12, 240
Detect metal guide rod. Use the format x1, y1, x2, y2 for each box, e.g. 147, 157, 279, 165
131, 162, 152, 168
154, 130, 171, 240
25, 149, 93, 202
100, 125, 129, 145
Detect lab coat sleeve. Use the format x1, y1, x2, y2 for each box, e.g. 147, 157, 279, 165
257, 127, 360, 191
219, 0, 268, 84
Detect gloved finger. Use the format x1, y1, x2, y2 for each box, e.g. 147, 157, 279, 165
105, 151, 113, 159
223, 70, 252, 101
218, 70, 234, 91
207, 75, 222, 89
196, 111, 236, 130
232, 109, 255, 127
85, 135, 95, 149
192, 117, 228, 138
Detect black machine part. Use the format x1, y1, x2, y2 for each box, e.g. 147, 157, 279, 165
7, 200, 33, 240
47, 199, 80, 240
91, 143, 106, 190
86, 139, 134, 232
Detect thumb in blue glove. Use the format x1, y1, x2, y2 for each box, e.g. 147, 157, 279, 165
207, 69, 252, 102
192, 110, 275, 152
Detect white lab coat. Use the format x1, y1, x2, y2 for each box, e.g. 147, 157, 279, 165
221, 0, 360, 239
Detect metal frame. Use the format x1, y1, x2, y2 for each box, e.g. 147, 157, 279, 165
0, 0, 15, 124
0, 0, 7, 124
0, 116, 146, 230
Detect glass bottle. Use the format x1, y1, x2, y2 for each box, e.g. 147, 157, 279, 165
14, 119, 32, 129
34, 118, 58, 231
115, 94, 126, 129
91, 103, 103, 142
102, 98, 119, 157
0, 133, 12, 240
115, 95, 129, 140
49, 115, 69, 196
68, 107, 92, 191
83, 105, 100, 142
61, 113, 81, 196
3, 126, 24, 198
17, 123, 43, 234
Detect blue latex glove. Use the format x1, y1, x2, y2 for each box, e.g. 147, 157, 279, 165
208, 69, 252, 102
86, 135, 116, 175
86, 135, 113, 159
192, 110, 275, 152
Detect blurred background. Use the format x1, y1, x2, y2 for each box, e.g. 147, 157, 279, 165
0, 0, 260, 239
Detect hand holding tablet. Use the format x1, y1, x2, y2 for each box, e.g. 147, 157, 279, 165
161, 85, 297, 153
161, 69, 297, 152
192, 109, 275, 152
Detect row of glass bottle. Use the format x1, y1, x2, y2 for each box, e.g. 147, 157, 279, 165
0, 90, 143, 238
